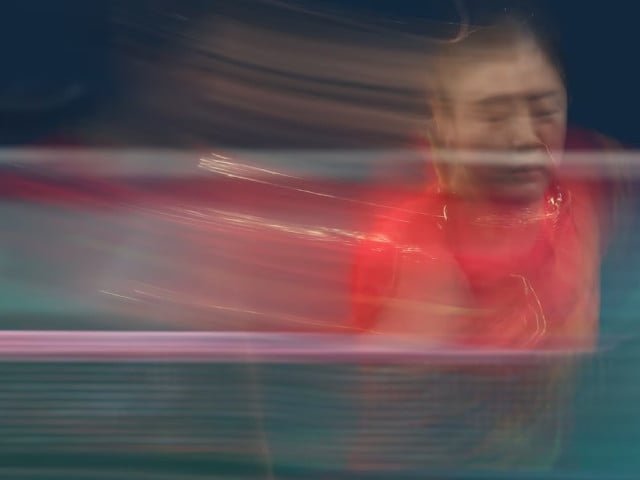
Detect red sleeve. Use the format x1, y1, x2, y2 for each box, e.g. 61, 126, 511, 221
350, 197, 426, 332
351, 233, 400, 332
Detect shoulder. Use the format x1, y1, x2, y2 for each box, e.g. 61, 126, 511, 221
564, 127, 626, 251
564, 126, 624, 197
565, 126, 622, 150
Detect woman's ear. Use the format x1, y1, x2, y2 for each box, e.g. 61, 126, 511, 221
426, 94, 452, 149
424, 115, 437, 147
423, 101, 451, 187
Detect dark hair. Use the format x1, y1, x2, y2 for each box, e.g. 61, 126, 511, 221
426, 10, 565, 109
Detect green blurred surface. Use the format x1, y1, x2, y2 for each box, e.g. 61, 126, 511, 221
0, 205, 637, 479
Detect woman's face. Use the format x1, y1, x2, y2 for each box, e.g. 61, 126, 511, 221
431, 40, 567, 203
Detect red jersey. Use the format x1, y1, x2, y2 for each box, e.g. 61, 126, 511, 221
352, 129, 615, 350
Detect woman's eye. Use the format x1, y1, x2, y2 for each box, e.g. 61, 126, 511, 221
483, 115, 507, 124
478, 110, 508, 123
533, 110, 558, 119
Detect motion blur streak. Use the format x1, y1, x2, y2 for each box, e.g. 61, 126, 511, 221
0, 148, 623, 334
0, 145, 633, 476
0, 149, 416, 332
94, 0, 442, 148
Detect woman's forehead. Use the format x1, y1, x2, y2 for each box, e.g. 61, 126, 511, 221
434, 41, 565, 104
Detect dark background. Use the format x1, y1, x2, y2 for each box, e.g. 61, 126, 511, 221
0, 0, 637, 146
